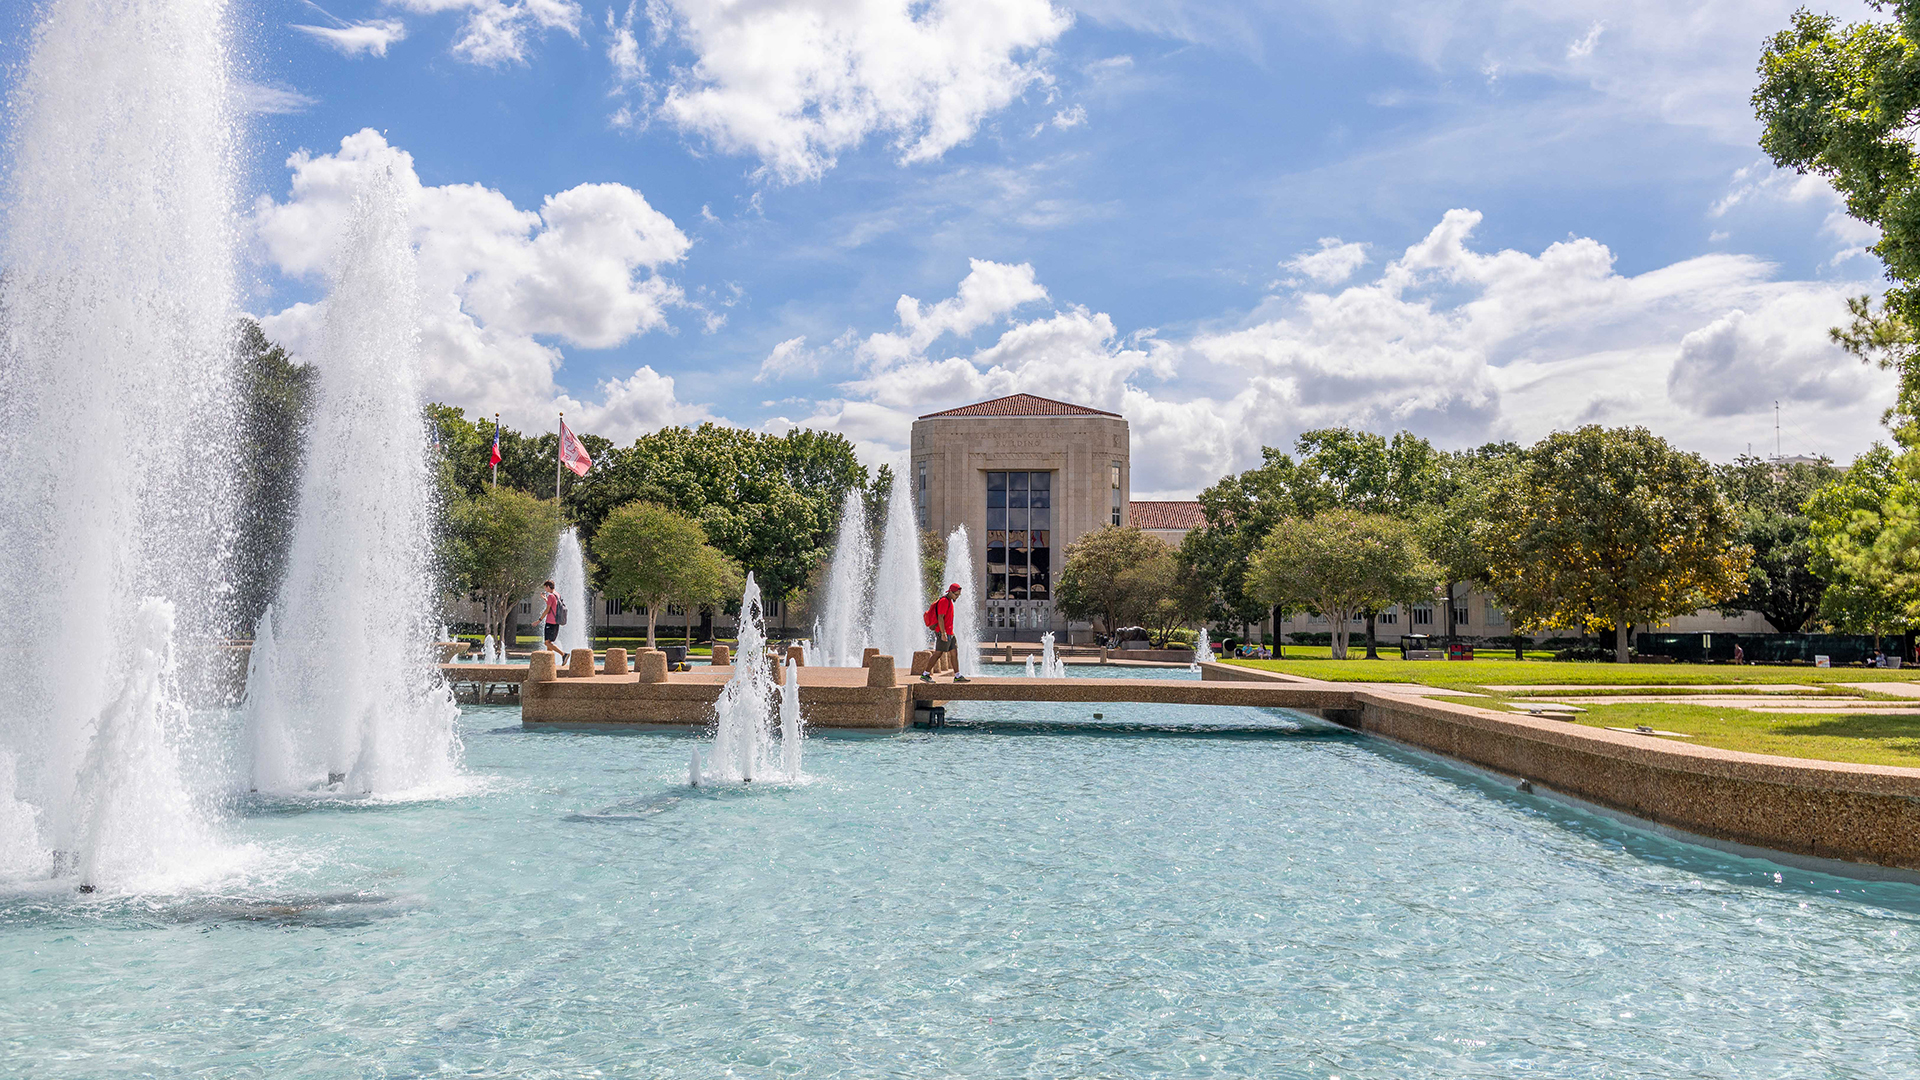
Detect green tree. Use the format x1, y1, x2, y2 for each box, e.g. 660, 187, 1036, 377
1715, 454, 1841, 631
1805, 445, 1920, 635
1476, 426, 1750, 663
592, 501, 741, 647
231, 320, 315, 635
447, 486, 561, 645
1057, 526, 1179, 633
1246, 510, 1437, 660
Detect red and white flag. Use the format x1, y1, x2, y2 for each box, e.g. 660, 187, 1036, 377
558, 419, 594, 477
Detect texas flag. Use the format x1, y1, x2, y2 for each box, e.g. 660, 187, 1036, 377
559, 419, 593, 477
488, 421, 501, 468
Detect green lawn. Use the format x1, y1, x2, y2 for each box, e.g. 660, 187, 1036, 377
1224, 656, 1920, 690
1223, 656, 1920, 768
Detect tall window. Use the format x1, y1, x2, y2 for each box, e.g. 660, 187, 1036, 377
986, 471, 1052, 601
915, 459, 929, 528
1110, 460, 1123, 526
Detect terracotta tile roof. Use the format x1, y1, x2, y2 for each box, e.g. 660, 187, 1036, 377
918, 393, 1120, 419
1130, 501, 1206, 531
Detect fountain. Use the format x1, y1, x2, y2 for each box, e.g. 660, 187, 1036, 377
815, 489, 873, 666
939, 526, 981, 677
1040, 632, 1066, 678
482, 635, 501, 665
869, 483, 927, 666
1024, 656, 1037, 678
1191, 627, 1211, 673
699, 573, 802, 784
551, 526, 593, 654
242, 177, 461, 797
0, 0, 245, 887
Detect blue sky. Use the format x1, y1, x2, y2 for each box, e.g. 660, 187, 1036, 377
39, 0, 1899, 494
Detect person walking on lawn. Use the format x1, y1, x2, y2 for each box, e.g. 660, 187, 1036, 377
921, 583, 970, 683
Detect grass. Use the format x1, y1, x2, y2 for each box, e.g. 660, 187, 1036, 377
1224, 655, 1920, 690
1223, 655, 1920, 768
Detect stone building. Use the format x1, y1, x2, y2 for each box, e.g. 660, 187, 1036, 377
911, 393, 1141, 640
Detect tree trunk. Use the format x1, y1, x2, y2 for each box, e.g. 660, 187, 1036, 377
1364, 612, 1379, 660
647, 607, 657, 649
1272, 604, 1286, 659
1614, 619, 1631, 665
1331, 611, 1348, 659
1444, 581, 1456, 647
1514, 632, 1524, 661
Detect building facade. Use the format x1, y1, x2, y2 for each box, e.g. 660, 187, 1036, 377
911, 394, 1132, 639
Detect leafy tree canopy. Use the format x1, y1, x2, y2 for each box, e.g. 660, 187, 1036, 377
592, 501, 742, 647
446, 485, 561, 644
1475, 426, 1750, 662
1805, 443, 1920, 634
1246, 510, 1438, 660
1715, 454, 1841, 632
1057, 526, 1181, 633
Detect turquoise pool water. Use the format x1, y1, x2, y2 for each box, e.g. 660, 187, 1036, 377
4, 682, 1918, 1078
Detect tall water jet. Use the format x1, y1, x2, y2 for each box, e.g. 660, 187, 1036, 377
778, 659, 804, 778
1190, 626, 1210, 673
703, 573, 802, 784
939, 526, 981, 677
0, 0, 244, 886
869, 482, 926, 665
815, 488, 872, 666
1040, 632, 1066, 678
243, 177, 460, 796
551, 526, 592, 654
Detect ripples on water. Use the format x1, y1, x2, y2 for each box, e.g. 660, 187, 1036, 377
3, 688, 1917, 1078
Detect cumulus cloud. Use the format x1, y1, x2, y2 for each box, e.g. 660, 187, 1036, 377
391, 0, 582, 65
816, 208, 1893, 497
253, 129, 702, 440
293, 18, 409, 57
755, 336, 822, 383
1284, 237, 1368, 285
649, 0, 1073, 182
861, 258, 1048, 367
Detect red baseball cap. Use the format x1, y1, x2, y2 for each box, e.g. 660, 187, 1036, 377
947, 583, 962, 592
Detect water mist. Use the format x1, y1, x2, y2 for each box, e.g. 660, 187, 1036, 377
815, 488, 872, 667
243, 177, 460, 796
0, 0, 243, 887
552, 527, 592, 654
939, 526, 981, 677
869, 483, 926, 665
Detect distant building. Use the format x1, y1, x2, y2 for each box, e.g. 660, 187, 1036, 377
912, 393, 1130, 640
1130, 500, 1205, 547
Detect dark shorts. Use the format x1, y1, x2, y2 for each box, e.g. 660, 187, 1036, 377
544, 622, 560, 642
934, 633, 957, 652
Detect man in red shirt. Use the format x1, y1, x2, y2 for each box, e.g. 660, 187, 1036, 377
541, 579, 565, 660
921, 583, 970, 682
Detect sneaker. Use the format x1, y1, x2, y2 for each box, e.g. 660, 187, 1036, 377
953, 675, 971, 683
919, 673, 934, 683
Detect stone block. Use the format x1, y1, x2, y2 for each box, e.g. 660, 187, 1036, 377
604, 648, 628, 676
711, 644, 731, 668
567, 648, 595, 678
787, 644, 805, 666
909, 650, 934, 675
862, 647, 879, 666
866, 654, 896, 688
636, 649, 669, 683
528, 651, 557, 682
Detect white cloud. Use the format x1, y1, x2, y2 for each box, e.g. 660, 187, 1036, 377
293, 19, 409, 57
813, 209, 1893, 497
253, 129, 699, 438
755, 336, 821, 383
1566, 21, 1602, 60
861, 258, 1048, 367
236, 81, 318, 114
559, 366, 715, 439
391, 0, 583, 65
1284, 237, 1369, 285
649, 0, 1073, 182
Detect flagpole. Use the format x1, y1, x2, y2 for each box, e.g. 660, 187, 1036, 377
492, 412, 499, 489
556, 412, 564, 505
